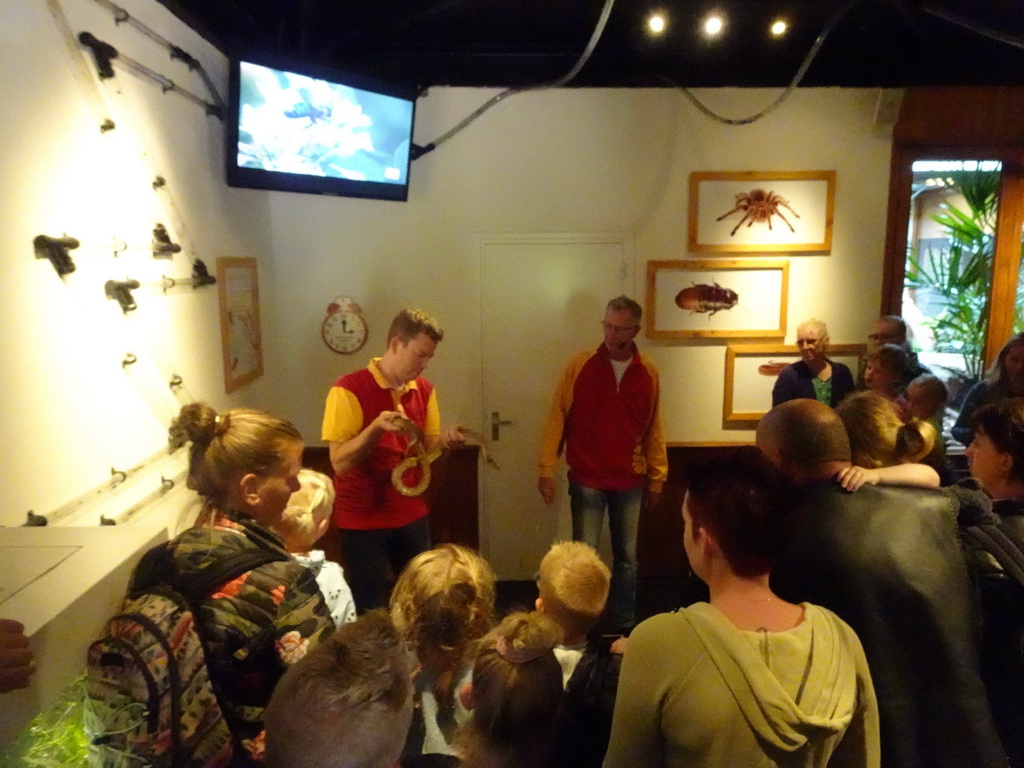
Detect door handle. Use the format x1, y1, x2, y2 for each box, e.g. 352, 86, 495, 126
491, 411, 514, 441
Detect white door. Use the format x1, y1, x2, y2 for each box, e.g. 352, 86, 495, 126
480, 233, 633, 580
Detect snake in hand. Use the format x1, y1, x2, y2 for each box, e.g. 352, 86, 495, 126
390, 415, 498, 497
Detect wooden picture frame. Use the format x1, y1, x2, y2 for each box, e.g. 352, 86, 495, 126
645, 259, 789, 340
688, 170, 836, 253
723, 342, 867, 423
216, 257, 264, 393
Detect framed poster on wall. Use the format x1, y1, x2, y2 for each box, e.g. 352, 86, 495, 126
688, 170, 836, 253
646, 259, 789, 340
723, 342, 867, 423
217, 257, 264, 393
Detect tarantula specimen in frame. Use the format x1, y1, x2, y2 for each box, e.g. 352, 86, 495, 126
716, 188, 800, 236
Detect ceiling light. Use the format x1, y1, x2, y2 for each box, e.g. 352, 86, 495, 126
704, 14, 724, 36
770, 19, 788, 37
647, 12, 667, 35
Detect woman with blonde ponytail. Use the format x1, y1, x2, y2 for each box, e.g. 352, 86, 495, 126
147, 403, 333, 764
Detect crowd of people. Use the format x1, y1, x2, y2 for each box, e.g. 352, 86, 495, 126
6, 303, 1024, 768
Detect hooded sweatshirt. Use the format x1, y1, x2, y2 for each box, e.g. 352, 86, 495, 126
604, 603, 879, 768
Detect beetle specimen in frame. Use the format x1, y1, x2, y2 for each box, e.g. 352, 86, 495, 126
675, 282, 739, 317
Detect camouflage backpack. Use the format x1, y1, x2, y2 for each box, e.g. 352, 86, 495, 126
85, 541, 288, 768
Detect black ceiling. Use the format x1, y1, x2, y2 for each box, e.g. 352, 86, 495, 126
155, 0, 1024, 90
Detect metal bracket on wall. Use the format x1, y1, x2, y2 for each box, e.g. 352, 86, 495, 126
152, 223, 181, 258
33, 234, 80, 276
78, 31, 223, 119
105, 278, 141, 312
23, 511, 48, 527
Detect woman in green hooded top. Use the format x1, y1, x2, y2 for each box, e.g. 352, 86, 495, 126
604, 448, 879, 768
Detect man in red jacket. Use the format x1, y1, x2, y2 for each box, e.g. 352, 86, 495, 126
538, 296, 667, 631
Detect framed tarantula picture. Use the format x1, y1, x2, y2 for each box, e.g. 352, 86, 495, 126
688, 170, 836, 253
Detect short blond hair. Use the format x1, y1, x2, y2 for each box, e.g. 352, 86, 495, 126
273, 469, 335, 552
386, 308, 443, 345
537, 541, 610, 639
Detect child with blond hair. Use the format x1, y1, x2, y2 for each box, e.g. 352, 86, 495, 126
272, 469, 356, 628
537, 541, 623, 768
390, 544, 496, 760
536, 541, 611, 685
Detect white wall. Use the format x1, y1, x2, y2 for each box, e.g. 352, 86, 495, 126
0, 0, 274, 530
0, 0, 895, 739
263, 87, 893, 444
0, 0, 895, 526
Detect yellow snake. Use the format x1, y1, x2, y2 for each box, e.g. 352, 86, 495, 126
390, 417, 498, 497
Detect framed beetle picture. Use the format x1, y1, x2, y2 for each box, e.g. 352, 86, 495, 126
645, 259, 789, 340
688, 170, 836, 253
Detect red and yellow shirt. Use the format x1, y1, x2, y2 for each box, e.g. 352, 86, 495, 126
322, 358, 440, 530
538, 343, 667, 493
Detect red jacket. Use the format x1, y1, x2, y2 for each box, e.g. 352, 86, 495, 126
539, 343, 667, 493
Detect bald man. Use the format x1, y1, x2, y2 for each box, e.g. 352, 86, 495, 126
756, 400, 1004, 768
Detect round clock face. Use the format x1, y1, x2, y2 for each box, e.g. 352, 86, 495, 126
322, 310, 368, 354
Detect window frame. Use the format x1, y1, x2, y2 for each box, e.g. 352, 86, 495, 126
882, 145, 1024, 369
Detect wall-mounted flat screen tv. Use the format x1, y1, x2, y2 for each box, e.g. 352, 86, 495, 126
227, 53, 416, 201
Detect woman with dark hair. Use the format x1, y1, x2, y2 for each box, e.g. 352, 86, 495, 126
605, 448, 879, 768
952, 333, 1024, 445
960, 398, 1024, 767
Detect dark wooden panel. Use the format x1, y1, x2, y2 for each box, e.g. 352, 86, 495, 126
638, 445, 752, 579
302, 444, 480, 568
895, 87, 1024, 147
308, 444, 745, 580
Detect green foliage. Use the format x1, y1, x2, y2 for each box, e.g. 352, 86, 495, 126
905, 170, 1000, 382
0, 675, 89, 768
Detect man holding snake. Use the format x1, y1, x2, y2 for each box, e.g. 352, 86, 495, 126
322, 308, 463, 613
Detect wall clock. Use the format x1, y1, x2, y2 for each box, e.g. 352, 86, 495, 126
322, 296, 368, 355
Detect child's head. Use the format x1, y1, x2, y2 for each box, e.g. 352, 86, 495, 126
389, 544, 496, 707
863, 344, 908, 394
264, 610, 413, 768
170, 402, 303, 526
536, 541, 610, 641
836, 391, 936, 468
272, 469, 335, 554
459, 611, 563, 768
906, 374, 948, 422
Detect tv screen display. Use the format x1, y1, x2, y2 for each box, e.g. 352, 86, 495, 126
227, 54, 416, 201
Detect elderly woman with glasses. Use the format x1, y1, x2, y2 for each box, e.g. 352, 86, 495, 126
772, 319, 856, 409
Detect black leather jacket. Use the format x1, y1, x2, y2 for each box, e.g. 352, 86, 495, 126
962, 497, 1024, 768
771, 482, 1006, 768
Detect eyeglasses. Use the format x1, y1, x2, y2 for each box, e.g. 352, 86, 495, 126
602, 322, 638, 333
796, 337, 822, 346
868, 332, 899, 341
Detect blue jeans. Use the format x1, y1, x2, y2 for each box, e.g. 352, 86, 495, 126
568, 482, 641, 630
